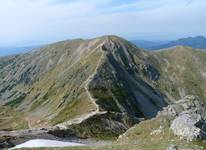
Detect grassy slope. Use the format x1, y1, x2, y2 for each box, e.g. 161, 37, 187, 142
40, 50, 102, 125
0, 106, 28, 130
116, 116, 206, 150
0, 38, 104, 128
147, 46, 206, 103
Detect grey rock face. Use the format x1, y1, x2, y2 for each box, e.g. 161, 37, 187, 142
171, 113, 202, 141
161, 95, 206, 141
160, 94, 206, 147
142, 64, 160, 81
159, 95, 206, 118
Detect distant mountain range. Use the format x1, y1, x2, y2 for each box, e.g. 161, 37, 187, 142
130, 40, 168, 49
132, 36, 206, 50
0, 46, 38, 56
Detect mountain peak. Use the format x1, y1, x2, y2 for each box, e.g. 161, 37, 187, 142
96, 35, 123, 40
0, 35, 166, 129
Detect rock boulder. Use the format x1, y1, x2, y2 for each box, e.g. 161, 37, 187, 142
160, 95, 206, 141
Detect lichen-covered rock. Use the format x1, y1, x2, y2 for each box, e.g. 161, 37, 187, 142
170, 113, 202, 141
159, 95, 206, 118
161, 95, 206, 141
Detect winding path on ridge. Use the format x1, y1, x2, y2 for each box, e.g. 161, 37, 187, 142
56, 39, 109, 129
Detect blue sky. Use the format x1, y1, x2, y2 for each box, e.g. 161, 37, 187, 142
0, 0, 206, 47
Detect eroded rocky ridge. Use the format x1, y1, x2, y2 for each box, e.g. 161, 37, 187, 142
0, 36, 168, 137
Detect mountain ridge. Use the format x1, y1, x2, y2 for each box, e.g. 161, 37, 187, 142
1, 35, 206, 140
0, 35, 168, 137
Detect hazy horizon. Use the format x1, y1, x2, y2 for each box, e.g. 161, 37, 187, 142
0, 35, 203, 48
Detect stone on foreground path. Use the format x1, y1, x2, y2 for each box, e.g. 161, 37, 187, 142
166, 144, 177, 150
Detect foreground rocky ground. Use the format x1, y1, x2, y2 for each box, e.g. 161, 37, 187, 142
1, 95, 206, 150
0, 128, 113, 149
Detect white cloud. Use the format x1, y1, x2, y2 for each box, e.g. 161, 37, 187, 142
0, 0, 205, 46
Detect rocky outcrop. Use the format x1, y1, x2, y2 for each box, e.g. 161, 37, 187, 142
159, 95, 206, 117
159, 95, 206, 141
171, 113, 206, 141
0, 137, 15, 149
